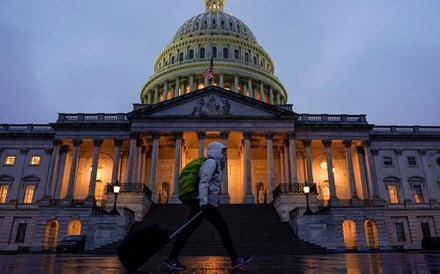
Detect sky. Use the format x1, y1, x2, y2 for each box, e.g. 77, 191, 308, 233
1, 0, 439, 126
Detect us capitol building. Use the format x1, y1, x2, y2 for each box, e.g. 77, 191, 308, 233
1, 0, 439, 252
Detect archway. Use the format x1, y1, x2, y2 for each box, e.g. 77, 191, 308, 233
43, 220, 59, 250
67, 220, 82, 236
365, 220, 379, 250
342, 220, 358, 250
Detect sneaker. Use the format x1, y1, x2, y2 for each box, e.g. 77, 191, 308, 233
232, 256, 253, 270
163, 258, 187, 271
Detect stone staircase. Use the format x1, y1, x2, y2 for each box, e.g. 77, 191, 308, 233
93, 204, 333, 255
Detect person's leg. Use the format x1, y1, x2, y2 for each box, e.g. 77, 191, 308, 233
169, 200, 204, 260
205, 204, 238, 260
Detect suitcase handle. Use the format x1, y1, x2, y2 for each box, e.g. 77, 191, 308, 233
169, 211, 203, 240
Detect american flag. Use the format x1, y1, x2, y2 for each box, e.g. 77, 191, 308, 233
202, 57, 214, 80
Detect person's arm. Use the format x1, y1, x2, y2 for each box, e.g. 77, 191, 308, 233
198, 158, 217, 206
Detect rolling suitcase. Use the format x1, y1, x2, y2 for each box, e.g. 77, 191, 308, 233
117, 211, 202, 272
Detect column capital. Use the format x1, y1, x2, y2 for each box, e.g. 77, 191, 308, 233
52, 139, 62, 147
197, 131, 206, 139
243, 131, 252, 140
394, 149, 403, 156
129, 131, 140, 139
362, 139, 372, 147
265, 132, 274, 140
173, 131, 183, 139
322, 139, 332, 148
419, 149, 427, 156
114, 139, 124, 147
93, 139, 103, 147
220, 131, 230, 140
60, 145, 69, 154
356, 146, 365, 154
302, 139, 312, 147
151, 131, 161, 140
136, 138, 143, 147
287, 131, 296, 140
45, 148, 53, 155
371, 149, 379, 156
342, 139, 352, 148
72, 139, 83, 147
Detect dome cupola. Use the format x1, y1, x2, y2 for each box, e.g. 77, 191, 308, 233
140, 1, 287, 106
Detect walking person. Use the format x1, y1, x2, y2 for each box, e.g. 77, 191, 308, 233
163, 141, 253, 271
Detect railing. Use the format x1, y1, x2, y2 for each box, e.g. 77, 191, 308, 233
289, 206, 331, 218
56, 113, 128, 123
107, 183, 152, 198
297, 114, 368, 124
372, 126, 440, 135
0, 124, 54, 132
273, 183, 317, 198
124, 207, 136, 230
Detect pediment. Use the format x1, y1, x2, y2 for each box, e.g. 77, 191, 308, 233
128, 86, 297, 119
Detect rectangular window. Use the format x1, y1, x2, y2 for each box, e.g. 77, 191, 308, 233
4, 155, 16, 166
387, 185, 399, 204
0, 185, 8, 203
383, 156, 393, 166
395, 223, 406, 242
421, 222, 431, 238
413, 185, 424, 204
23, 185, 35, 204
15, 223, 27, 243
29, 156, 41, 166
407, 156, 417, 166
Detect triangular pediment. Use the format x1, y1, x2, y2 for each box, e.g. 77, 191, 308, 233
128, 86, 298, 119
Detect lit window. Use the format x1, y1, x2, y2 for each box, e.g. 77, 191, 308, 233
395, 223, 406, 242
0, 185, 8, 203
407, 156, 417, 166
23, 185, 35, 204
387, 185, 399, 204
4, 155, 15, 165
383, 156, 393, 166
30, 156, 41, 166
413, 185, 424, 204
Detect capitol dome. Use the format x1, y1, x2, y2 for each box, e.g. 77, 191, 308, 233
140, 0, 287, 105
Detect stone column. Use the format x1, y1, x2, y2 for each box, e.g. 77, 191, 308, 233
302, 139, 314, 185
269, 86, 274, 104
288, 132, 298, 185
149, 132, 160, 202
243, 131, 254, 203
283, 139, 291, 185
44, 139, 62, 197
260, 81, 265, 101
133, 138, 143, 183
363, 140, 380, 200
175, 77, 181, 97
197, 131, 206, 157
394, 149, 411, 204
171, 131, 183, 203
419, 150, 439, 205
220, 131, 231, 203
276, 92, 281, 105
322, 139, 339, 206
87, 139, 103, 201
147, 91, 152, 104
247, 78, 253, 98
190, 74, 195, 92
54, 145, 69, 199
343, 140, 360, 204
111, 139, 123, 184
234, 75, 239, 92
356, 146, 370, 199
219, 73, 224, 88
278, 148, 285, 185
154, 85, 159, 104
162, 80, 169, 100
126, 132, 138, 184
266, 132, 275, 201
204, 76, 209, 87
65, 139, 82, 199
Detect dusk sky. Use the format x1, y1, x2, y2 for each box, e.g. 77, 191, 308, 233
1, 0, 439, 126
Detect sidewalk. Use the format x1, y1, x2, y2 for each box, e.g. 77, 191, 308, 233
0, 252, 439, 273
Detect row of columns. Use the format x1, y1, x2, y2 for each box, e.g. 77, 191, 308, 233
43, 133, 379, 205
144, 75, 284, 105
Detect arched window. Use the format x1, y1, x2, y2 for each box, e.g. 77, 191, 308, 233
179, 52, 184, 62
67, 220, 81, 236
223, 48, 229, 59
253, 56, 257, 65
212, 47, 217, 58
189, 49, 194, 59
343, 220, 358, 250
200, 47, 206, 59
43, 220, 59, 250
245, 53, 249, 63
234, 49, 239, 60
171, 56, 175, 64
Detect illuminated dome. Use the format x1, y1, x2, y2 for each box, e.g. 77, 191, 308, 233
140, 0, 287, 105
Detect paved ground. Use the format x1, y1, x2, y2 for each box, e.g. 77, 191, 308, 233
0, 252, 440, 273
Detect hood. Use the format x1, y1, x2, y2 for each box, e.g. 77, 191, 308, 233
206, 141, 226, 162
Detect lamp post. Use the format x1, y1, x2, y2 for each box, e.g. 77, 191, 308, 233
111, 183, 120, 215
303, 181, 313, 215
